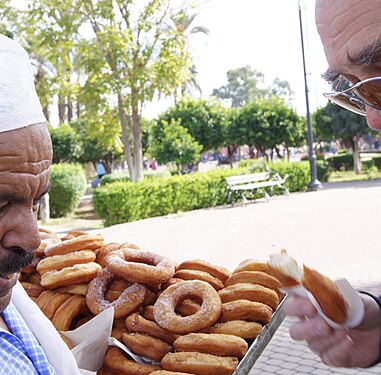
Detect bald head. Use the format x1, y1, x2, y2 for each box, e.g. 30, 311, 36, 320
315, 0, 381, 80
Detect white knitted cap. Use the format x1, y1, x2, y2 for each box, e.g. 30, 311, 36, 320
0, 34, 46, 132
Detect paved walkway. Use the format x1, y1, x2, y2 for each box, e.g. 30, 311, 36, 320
59, 179, 381, 374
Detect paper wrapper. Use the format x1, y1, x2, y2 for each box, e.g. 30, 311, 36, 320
61, 307, 114, 373
281, 278, 364, 329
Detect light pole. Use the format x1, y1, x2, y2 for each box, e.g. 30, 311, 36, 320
298, 0, 322, 190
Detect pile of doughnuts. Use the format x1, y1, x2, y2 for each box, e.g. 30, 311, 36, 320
19, 229, 285, 375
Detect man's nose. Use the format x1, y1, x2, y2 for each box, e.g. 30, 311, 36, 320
1, 209, 41, 252
365, 106, 381, 131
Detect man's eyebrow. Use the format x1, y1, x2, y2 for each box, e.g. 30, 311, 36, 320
347, 38, 381, 66
321, 68, 340, 83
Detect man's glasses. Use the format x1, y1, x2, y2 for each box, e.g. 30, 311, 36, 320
323, 76, 381, 116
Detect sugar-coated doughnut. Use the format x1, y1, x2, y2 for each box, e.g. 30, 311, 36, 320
161, 352, 238, 375
202, 320, 263, 340
173, 333, 248, 358
161, 278, 183, 290
154, 280, 222, 334
52, 294, 90, 331
104, 347, 161, 375
233, 259, 270, 274
177, 259, 231, 283
95, 243, 121, 268
121, 332, 172, 361
174, 269, 224, 291
106, 248, 176, 284
224, 270, 283, 297
125, 313, 177, 345
219, 300, 273, 325
37, 250, 96, 275
40, 262, 102, 289
218, 283, 279, 311
44, 234, 104, 257
86, 267, 147, 319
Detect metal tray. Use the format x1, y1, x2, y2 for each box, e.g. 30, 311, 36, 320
233, 296, 287, 375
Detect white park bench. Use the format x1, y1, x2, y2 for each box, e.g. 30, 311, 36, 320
226, 171, 289, 204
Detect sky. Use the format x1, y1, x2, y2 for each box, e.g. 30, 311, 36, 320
147, 0, 332, 118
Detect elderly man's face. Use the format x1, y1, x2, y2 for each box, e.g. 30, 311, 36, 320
316, 0, 381, 129
0, 123, 52, 312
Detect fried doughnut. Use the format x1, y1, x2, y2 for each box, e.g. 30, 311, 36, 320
74, 315, 94, 328
106, 248, 176, 284
174, 269, 224, 291
97, 365, 118, 375
174, 333, 248, 358
153, 280, 222, 334
55, 283, 88, 296
103, 279, 131, 302
122, 332, 172, 361
218, 283, 279, 311
23, 272, 41, 285
61, 230, 89, 241
177, 259, 231, 283
44, 234, 104, 257
111, 325, 128, 341
119, 241, 140, 250
125, 313, 177, 344
86, 267, 147, 319
40, 262, 102, 289
150, 372, 194, 375
219, 300, 273, 325
267, 249, 303, 287
35, 236, 62, 257
233, 259, 270, 274
20, 282, 45, 298
95, 243, 121, 267
225, 271, 283, 297
161, 278, 183, 290
202, 320, 263, 340
302, 265, 348, 324
161, 352, 238, 375
52, 294, 90, 331
42, 292, 72, 320
143, 288, 157, 306
104, 347, 161, 375
36, 290, 56, 310
142, 305, 155, 321
21, 256, 41, 274
37, 250, 96, 275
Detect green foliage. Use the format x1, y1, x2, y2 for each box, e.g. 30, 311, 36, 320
94, 162, 310, 225
315, 160, 332, 182
49, 164, 87, 218
100, 169, 172, 185
326, 154, 354, 171
149, 118, 202, 171
236, 98, 305, 155
157, 98, 229, 152
49, 124, 82, 164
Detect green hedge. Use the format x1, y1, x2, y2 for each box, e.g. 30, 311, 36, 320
326, 154, 354, 171
93, 161, 310, 226
100, 169, 171, 185
50, 163, 87, 218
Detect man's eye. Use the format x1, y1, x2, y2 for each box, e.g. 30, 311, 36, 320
32, 198, 41, 212
0, 202, 9, 213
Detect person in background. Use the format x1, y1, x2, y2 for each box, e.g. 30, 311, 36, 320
95, 160, 107, 180
283, 0, 381, 368
0, 35, 80, 374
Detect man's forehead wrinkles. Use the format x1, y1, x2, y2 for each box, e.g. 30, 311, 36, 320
0, 158, 50, 174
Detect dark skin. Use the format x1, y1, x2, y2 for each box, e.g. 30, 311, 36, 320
0, 123, 52, 330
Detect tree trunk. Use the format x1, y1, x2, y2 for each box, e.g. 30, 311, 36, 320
58, 94, 66, 124
117, 92, 136, 181
131, 87, 144, 182
353, 135, 362, 174
40, 194, 50, 224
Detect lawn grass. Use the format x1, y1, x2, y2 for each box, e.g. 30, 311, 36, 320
328, 170, 381, 182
